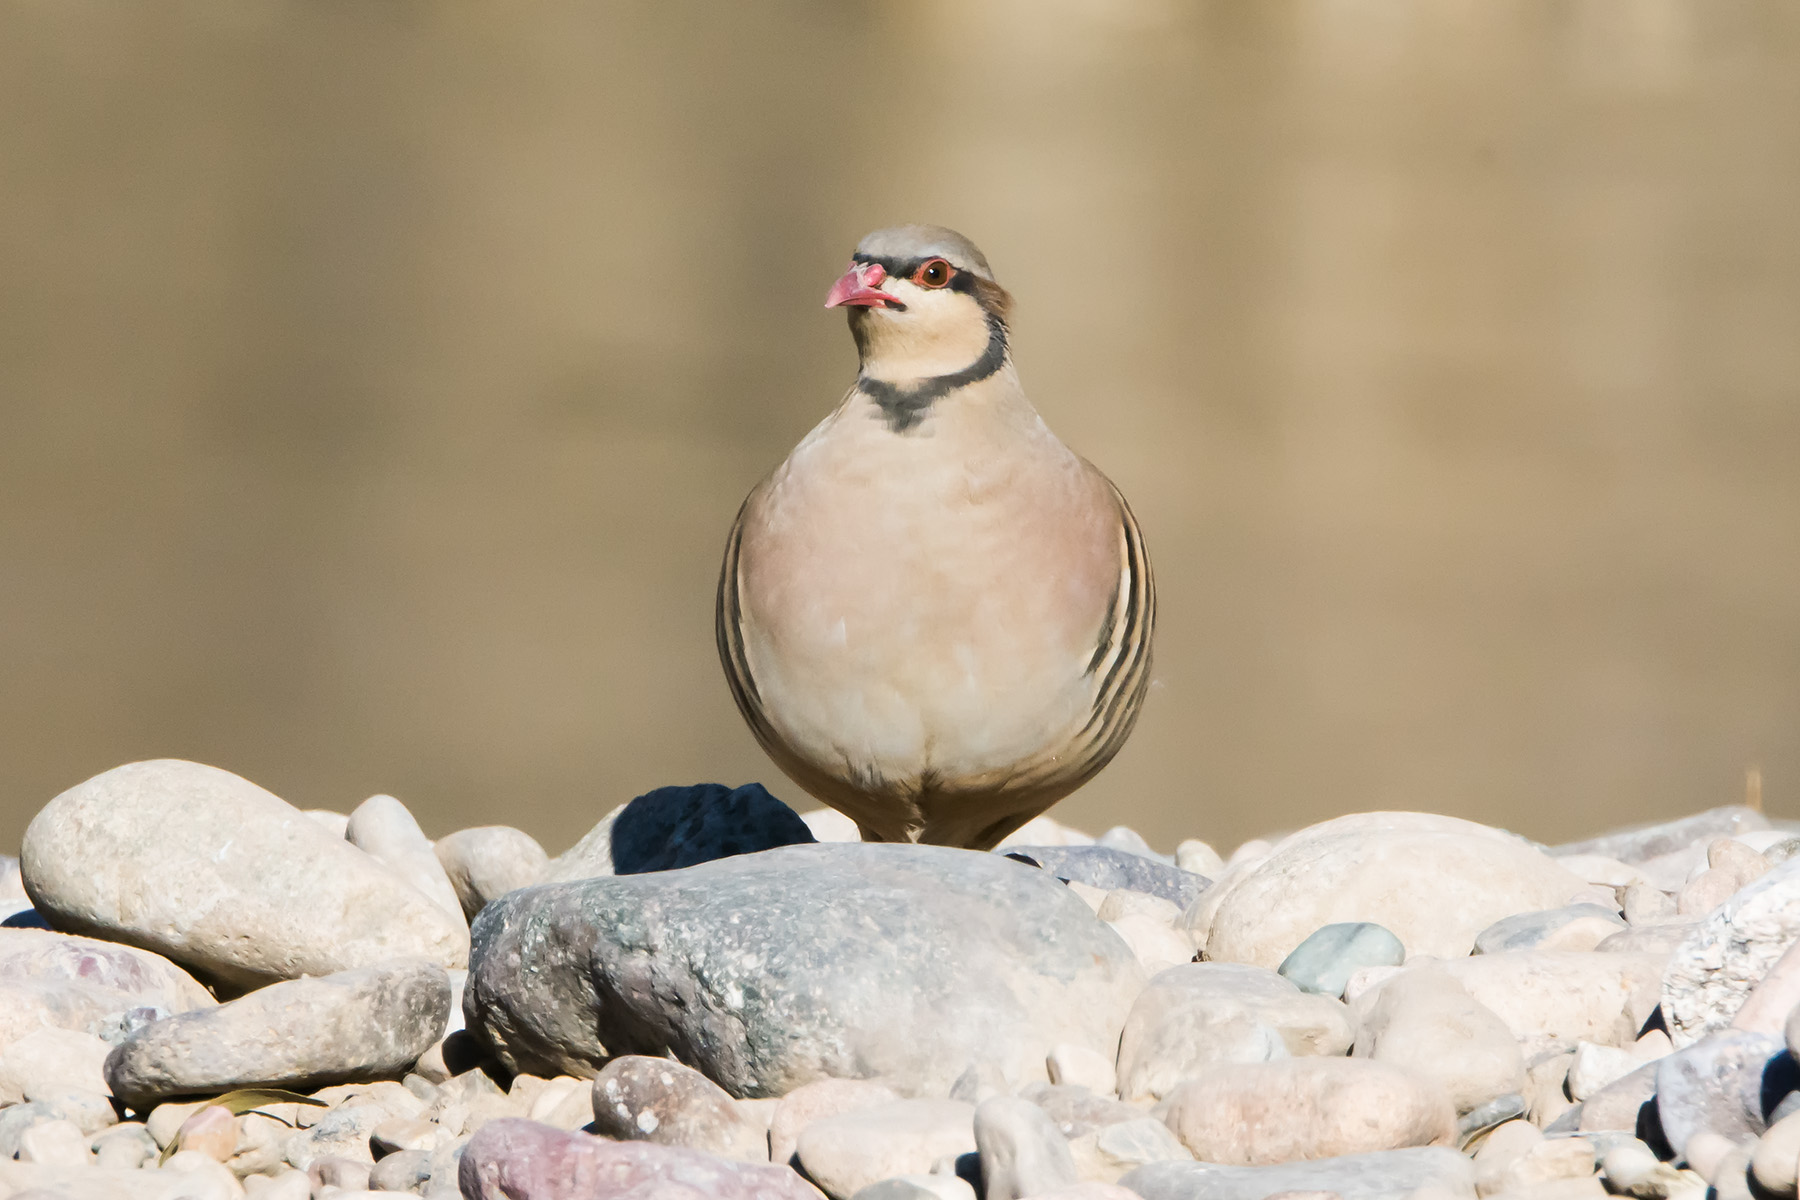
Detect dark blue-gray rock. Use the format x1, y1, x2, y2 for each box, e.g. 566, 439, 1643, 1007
465, 844, 1145, 1097
1120, 1146, 1476, 1199
545, 783, 816, 881
103, 959, 451, 1107
1277, 922, 1405, 997
1655, 1030, 1799, 1156
1553, 807, 1768, 864
1000, 845, 1208, 908
1473, 904, 1626, 955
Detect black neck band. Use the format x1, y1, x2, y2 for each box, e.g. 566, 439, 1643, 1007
857, 316, 1009, 434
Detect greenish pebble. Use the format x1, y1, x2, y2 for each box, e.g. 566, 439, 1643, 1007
1277, 921, 1405, 997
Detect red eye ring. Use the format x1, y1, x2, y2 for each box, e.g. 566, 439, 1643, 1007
914, 258, 954, 288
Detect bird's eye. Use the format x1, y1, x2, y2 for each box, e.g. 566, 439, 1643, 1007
915, 258, 953, 288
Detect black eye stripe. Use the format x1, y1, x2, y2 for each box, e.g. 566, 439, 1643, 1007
851, 253, 981, 297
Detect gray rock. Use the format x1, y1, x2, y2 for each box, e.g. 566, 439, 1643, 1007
1120, 1146, 1476, 1199
1456, 1094, 1526, 1146
1115, 962, 1353, 1103
346, 794, 467, 924
1001, 845, 1208, 908
104, 959, 450, 1107
590, 1054, 769, 1162
1278, 922, 1406, 997
465, 843, 1144, 1096
19, 759, 469, 989
433, 827, 549, 920
458, 1117, 820, 1199
1576, 1059, 1658, 1134
285, 1101, 387, 1169
1655, 1030, 1798, 1157
1553, 807, 1769, 864
1474, 904, 1627, 954
973, 1095, 1076, 1200
368, 1146, 433, 1191
545, 783, 816, 881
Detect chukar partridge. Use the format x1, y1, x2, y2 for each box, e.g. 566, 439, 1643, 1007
717, 225, 1153, 850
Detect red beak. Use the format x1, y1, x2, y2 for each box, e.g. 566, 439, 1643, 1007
825, 261, 900, 309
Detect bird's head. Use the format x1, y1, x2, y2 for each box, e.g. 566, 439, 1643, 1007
826, 225, 1013, 381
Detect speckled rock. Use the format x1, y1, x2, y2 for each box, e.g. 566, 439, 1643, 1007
1278, 923, 1406, 998
459, 1117, 822, 1199
1115, 963, 1353, 1103
19, 760, 469, 988
102, 959, 450, 1107
346, 793, 466, 923
1194, 814, 1589, 967
1664, 859, 1800, 1047
795, 1099, 975, 1200
590, 1055, 769, 1162
465, 843, 1145, 1096
1350, 964, 1524, 1115
1002, 846, 1209, 908
433, 826, 549, 920
545, 783, 816, 881
1474, 905, 1626, 955
1120, 1146, 1476, 1200
1655, 1030, 1798, 1158
1158, 1058, 1456, 1165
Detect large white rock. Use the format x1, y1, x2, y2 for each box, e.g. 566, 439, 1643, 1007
1664, 859, 1800, 1047
20, 760, 469, 989
1193, 813, 1589, 967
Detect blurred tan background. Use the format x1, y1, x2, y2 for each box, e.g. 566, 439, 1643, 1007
2, 0, 1796, 858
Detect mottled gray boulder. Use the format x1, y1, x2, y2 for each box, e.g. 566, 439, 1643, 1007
466, 844, 1144, 1097
1120, 1146, 1476, 1199
434, 827, 549, 920
1655, 1030, 1798, 1157
1553, 807, 1768, 863
1115, 963, 1354, 1103
590, 1055, 768, 1162
20, 760, 469, 988
1473, 904, 1625, 955
103, 959, 450, 1107
345, 794, 465, 923
1278, 922, 1405, 998
1002, 846, 1208, 908
459, 1118, 822, 1199
546, 783, 817, 881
